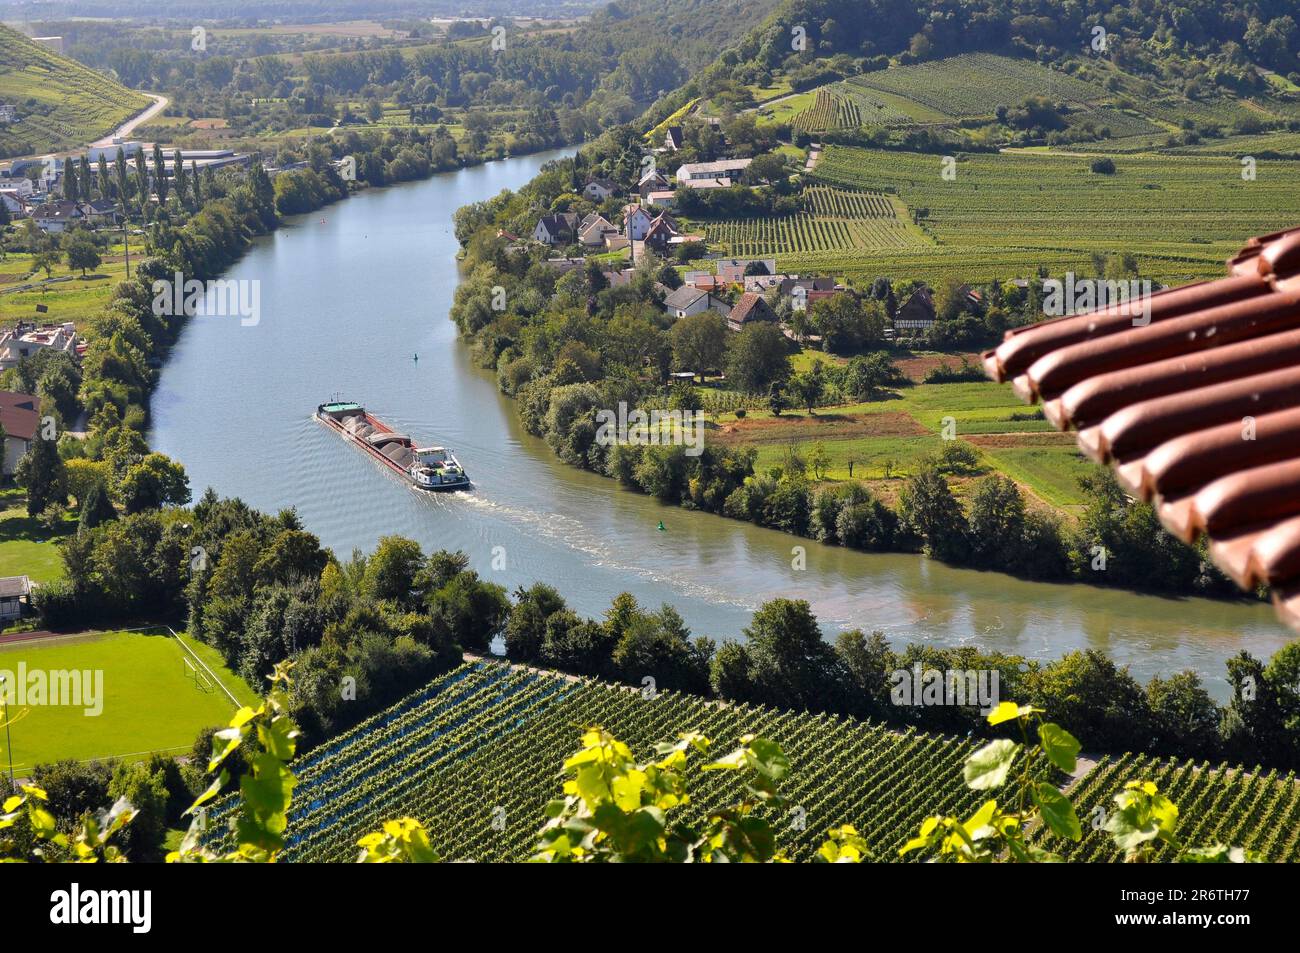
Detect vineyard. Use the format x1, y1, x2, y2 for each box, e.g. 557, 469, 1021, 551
809, 143, 1300, 283
197, 658, 1300, 862
205, 660, 1054, 862
705, 185, 929, 259
792, 82, 925, 134
851, 52, 1109, 119
1051, 753, 1300, 862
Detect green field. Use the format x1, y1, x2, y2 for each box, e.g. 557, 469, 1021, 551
0, 24, 149, 157
713, 377, 1091, 509
0, 629, 258, 773
0, 488, 72, 584
809, 143, 1300, 283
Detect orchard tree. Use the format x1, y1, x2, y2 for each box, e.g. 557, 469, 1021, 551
62, 230, 102, 276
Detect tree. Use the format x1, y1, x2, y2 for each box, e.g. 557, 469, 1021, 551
730, 598, 848, 713
33, 246, 60, 279
899, 464, 967, 562
656, 262, 682, 290
153, 143, 169, 205
843, 351, 904, 400
669, 311, 728, 381
15, 435, 67, 516
787, 369, 824, 414
120, 452, 191, 513
62, 230, 101, 277
362, 536, 426, 605
966, 474, 1027, 571
725, 321, 790, 395
78, 480, 117, 532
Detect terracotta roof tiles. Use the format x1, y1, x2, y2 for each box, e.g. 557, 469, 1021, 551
982, 228, 1300, 630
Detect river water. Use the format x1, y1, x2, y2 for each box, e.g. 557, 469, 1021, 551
149, 147, 1292, 698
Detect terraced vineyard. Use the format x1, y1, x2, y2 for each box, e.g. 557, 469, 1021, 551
1052, 753, 1300, 862
810, 143, 1300, 283
0, 24, 150, 157
705, 185, 930, 259
206, 660, 1046, 862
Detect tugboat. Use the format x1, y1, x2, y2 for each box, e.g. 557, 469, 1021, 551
316, 401, 470, 491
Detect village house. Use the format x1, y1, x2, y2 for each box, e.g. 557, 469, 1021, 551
663, 285, 729, 320
663, 126, 684, 151
0, 321, 82, 372
638, 167, 671, 198
727, 292, 779, 332
582, 178, 616, 202
578, 212, 618, 247
684, 271, 727, 293
0, 391, 39, 475
675, 158, 752, 188
715, 258, 777, 284
645, 190, 677, 209
81, 199, 122, 226
792, 285, 841, 312
0, 105, 16, 124
621, 204, 655, 241
533, 212, 580, 246
0, 189, 30, 218
894, 287, 937, 332
642, 212, 680, 253
31, 201, 86, 234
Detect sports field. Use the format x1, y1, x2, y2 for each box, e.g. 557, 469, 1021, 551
0, 629, 258, 774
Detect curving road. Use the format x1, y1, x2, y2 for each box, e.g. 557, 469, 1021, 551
91, 92, 169, 147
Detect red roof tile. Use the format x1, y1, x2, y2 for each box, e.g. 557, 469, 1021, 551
982, 229, 1300, 630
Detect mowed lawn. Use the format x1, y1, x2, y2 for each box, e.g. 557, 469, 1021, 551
0, 630, 258, 774
0, 488, 73, 584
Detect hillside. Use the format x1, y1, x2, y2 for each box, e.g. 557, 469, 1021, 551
203, 660, 1300, 863
0, 23, 150, 158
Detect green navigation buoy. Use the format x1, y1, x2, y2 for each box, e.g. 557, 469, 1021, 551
657, 521, 666, 531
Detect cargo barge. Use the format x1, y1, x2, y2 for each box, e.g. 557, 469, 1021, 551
316, 401, 470, 490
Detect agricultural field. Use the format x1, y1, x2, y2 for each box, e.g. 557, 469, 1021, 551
792, 82, 931, 134
810, 144, 1300, 283
1053, 753, 1300, 862
0, 629, 257, 773
852, 53, 1109, 119
0, 236, 135, 328
705, 186, 929, 259
0, 24, 150, 158
710, 376, 1090, 509
216, 660, 1054, 863
203, 659, 1300, 862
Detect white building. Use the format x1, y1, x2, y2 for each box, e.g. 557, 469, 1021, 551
675, 158, 752, 187
0, 322, 80, 372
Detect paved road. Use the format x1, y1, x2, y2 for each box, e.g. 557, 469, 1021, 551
91, 92, 169, 147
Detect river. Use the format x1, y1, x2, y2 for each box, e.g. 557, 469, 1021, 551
148, 147, 1293, 699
